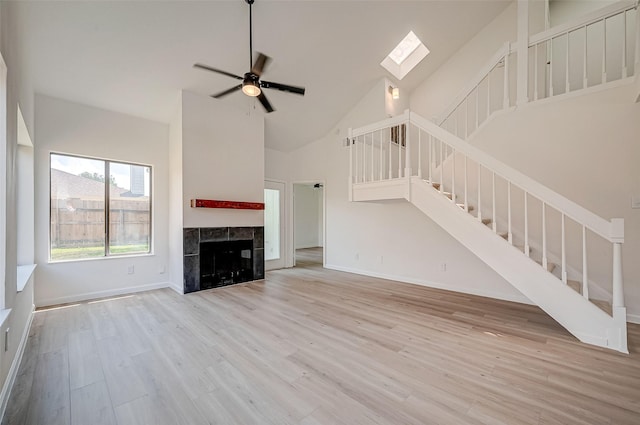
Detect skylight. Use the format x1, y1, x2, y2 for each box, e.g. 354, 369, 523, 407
388, 31, 422, 65
381, 31, 430, 80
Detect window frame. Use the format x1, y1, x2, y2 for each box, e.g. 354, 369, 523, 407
49, 152, 153, 263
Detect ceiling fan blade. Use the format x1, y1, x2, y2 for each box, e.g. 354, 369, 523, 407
257, 92, 275, 113
193, 63, 243, 80
211, 85, 243, 99
261, 80, 305, 96
251, 53, 271, 77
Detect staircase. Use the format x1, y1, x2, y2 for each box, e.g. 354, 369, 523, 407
347, 1, 638, 353
348, 110, 627, 353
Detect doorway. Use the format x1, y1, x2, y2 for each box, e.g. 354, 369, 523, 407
264, 180, 286, 270
293, 182, 324, 267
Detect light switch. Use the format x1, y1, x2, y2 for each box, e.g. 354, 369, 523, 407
632, 196, 640, 209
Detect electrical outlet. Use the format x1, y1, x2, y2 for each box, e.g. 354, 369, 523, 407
632, 196, 640, 209
378, 255, 384, 264
440, 263, 447, 272
127, 265, 135, 275
355, 253, 359, 261
159, 265, 166, 274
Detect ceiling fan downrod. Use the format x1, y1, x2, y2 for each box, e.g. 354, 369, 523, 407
247, 0, 254, 70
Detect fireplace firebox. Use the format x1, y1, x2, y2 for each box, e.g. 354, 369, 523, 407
200, 240, 253, 289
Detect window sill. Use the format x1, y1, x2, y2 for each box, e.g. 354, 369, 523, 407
0, 308, 10, 328
17, 264, 37, 293
48, 252, 155, 265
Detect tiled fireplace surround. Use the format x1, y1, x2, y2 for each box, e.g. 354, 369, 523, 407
183, 226, 265, 293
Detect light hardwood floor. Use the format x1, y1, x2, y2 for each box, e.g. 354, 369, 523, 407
4, 260, 640, 425
295, 247, 323, 267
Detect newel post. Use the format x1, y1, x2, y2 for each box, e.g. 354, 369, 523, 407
611, 218, 625, 308
517, 0, 530, 105
348, 127, 353, 202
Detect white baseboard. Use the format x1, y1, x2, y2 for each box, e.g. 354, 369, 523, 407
627, 312, 640, 325
36, 282, 172, 307
167, 281, 184, 295
324, 264, 534, 306
0, 304, 35, 421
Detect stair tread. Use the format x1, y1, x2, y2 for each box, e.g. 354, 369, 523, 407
457, 203, 475, 212
534, 259, 556, 273
592, 299, 612, 315
567, 279, 582, 294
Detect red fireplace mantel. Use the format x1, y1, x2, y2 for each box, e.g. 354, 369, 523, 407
190, 199, 265, 210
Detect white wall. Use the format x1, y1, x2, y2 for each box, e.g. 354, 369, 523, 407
181, 90, 264, 228
34, 95, 171, 306
0, 0, 37, 413
410, 2, 517, 120
294, 184, 321, 249
266, 78, 527, 304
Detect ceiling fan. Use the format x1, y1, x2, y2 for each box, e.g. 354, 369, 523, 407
193, 0, 305, 113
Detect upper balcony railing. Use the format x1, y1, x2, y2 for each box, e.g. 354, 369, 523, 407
529, 1, 638, 100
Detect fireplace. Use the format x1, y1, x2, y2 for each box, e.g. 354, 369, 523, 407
183, 226, 264, 293
200, 239, 253, 289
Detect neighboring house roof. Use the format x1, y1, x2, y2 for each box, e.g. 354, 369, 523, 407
51, 168, 142, 200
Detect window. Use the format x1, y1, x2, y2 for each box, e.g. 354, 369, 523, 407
50, 153, 151, 261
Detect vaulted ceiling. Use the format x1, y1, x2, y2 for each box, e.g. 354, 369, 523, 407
9, 0, 511, 151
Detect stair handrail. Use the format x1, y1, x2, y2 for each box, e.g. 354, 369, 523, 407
409, 111, 623, 243
529, 0, 637, 46
436, 42, 513, 126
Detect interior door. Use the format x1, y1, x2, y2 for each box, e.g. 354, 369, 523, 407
264, 180, 286, 270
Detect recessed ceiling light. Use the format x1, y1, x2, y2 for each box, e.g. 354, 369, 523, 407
381, 31, 430, 80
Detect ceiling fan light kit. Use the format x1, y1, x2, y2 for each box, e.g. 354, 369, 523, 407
193, 0, 305, 113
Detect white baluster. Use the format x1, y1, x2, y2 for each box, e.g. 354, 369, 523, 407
348, 129, 353, 201
362, 134, 366, 182
622, 9, 627, 78
440, 140, 444, 194
354, 135, 359, 183
549, 38, 554, 96
561, 213, 567, 284
418, 128, 422, 179
464, 156, 468, 212
635, 4, 640, 74
507, 181, 513, 244
452, 148, 456, 203
397, 128, 402, 179
388, 129, 392, 179
475, 86, 480, 130
464, 98, 469, 139
542, 202, 548, 270
602, 17, 607, 84
582, 226, 589, 300
524, 193, 530, 257
487, 71, 492, 119
534, 45, 539, 101
370, 133, 374, 182
492, 172, 496, 233
565, 32, 570, 93
428, 134, 433, 185
477, 163, 482, 222
503, 52, 510, 109
405, 123, 411, 178
583, 26, 588, 89
379, 129, 383, 181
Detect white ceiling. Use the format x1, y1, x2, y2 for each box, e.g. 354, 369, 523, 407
11, 0, 511, 152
